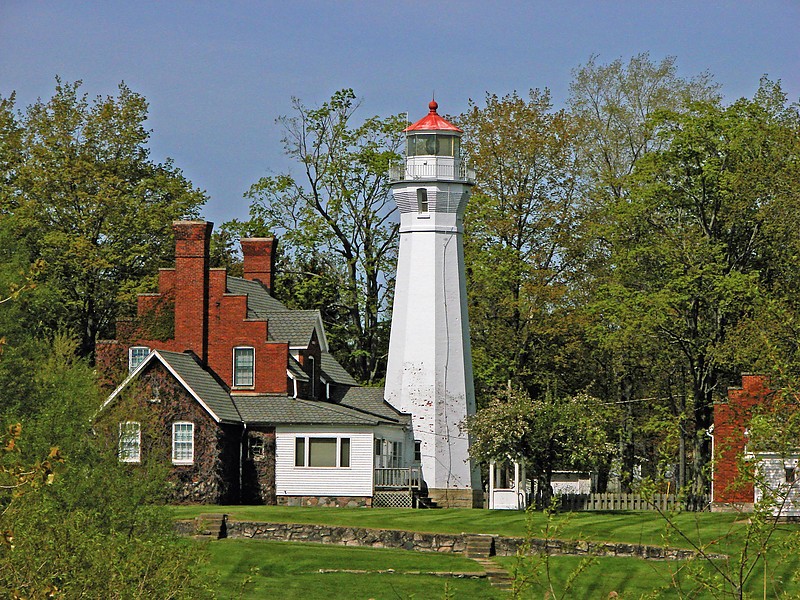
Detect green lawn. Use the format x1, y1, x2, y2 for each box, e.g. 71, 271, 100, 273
176, 506, 800, 598
173, 505, 769, 553
495, 553, 800, 599
201, 539, 505, 600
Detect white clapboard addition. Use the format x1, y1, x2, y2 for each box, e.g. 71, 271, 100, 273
275, 426, 374, 498
384, 101, 481, 506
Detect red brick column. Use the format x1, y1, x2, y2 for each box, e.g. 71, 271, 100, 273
173, 221, 213, 362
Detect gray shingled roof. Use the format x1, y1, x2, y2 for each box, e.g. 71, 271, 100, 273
227, 276, 321, 348
266, 310, 319, 347
287, 354, 310, 382
329, 386, 410, 424
156, 351, 242, 423
320, 352, 358, 386
226, 276, 288, 315
232, 395, 390, 426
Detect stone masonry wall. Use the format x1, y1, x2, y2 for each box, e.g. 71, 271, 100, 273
221, 521, 722, 560
276, 496, 372, 508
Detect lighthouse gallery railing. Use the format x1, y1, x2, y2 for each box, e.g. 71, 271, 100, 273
388, 160, 474, 183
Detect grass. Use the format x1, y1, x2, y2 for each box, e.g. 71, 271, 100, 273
174, 505, 760, 553
495, 553, 800, 598
176, 506, 800, 598
200, 539, 505, 599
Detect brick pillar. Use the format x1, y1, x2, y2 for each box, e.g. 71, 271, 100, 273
173, 221, 213, 362
241, 237, 277, 292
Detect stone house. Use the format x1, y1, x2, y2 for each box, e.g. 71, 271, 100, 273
97, 220, 411, 506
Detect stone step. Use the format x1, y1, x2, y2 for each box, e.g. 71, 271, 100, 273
194, 513, 227, 539
464, 534, 495, 558
472, 557, 514, 590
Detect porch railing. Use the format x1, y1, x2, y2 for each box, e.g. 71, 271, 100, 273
374, 467, 421, 491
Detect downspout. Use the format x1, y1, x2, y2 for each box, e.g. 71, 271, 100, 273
707, 425, 715, 505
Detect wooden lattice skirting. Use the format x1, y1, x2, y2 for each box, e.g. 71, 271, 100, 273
373, 491, 413, 508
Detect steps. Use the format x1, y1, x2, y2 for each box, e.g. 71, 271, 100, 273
464, 534, 494, 558
473, 557, 514, 591
193, 513, 227, 539
465, 535, 513, 591
414, 493, 439, 509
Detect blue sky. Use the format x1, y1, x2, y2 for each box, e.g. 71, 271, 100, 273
1, 1, 798, 224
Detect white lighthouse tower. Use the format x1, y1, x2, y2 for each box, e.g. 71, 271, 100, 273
385, 100, 481, 508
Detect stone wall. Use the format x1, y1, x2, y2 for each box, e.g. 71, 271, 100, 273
222, 520, 723, 561
227, 521, 464, 552
276, 496, 372, 508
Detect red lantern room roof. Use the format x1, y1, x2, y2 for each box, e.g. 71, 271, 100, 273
404, 100, 462, 133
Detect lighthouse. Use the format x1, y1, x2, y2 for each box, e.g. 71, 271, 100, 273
385, 100, 481, 508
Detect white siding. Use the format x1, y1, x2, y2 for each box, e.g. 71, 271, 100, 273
755, 455, 800, 516
374, 425, 413, 468
275, 426, 374, 497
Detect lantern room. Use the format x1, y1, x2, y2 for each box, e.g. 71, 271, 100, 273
390, 100, 473, 184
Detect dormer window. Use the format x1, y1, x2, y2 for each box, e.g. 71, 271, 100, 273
233, 347, 255, 387
417, 188, 429, 213
129, 346, 150, 373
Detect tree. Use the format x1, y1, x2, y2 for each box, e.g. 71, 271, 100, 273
0, 330, 213, 599
245, 89, 404, 383
1, 79, 206, 359
569, 52, 719, 202
569, 54, 722, 491
594, 79, 800, 493
458, 90, 586, 403
466, 386, 614, 506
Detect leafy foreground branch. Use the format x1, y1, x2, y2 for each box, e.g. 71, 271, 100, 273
0, 336, 214, 599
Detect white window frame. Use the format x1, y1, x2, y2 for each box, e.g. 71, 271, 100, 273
233, 346, 255, 388
294, 436, 351, 469
118, 421, 141, 463
128, 346, 150, 373
307, 355, 315, 399
416, 188, 429, 215
172, 422, 194, 465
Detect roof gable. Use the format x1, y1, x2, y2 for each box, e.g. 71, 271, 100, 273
101, 350, 241, 424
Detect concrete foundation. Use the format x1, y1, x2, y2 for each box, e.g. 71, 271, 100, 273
429, 488, 484, 509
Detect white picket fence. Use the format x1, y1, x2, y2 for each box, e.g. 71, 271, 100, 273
557, 493, 710, 512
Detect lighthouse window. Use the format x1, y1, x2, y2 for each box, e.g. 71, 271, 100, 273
407, 134, 459, 157
417, 188, 429, 213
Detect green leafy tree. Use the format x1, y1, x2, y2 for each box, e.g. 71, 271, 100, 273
570, 54, 720, 492
0, 332, 213, 599
458, 90, 587, 403
569, 52, 719, 201
594, 79, 800, 493
1, 79, 206, 359
466, 386, 614, 507
244, 89, 404, 383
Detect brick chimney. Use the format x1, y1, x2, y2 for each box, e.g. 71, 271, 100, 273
241, 237, 277, 292
173, 221, 213, 362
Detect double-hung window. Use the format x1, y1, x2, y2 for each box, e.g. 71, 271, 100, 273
295, 436, 350, 468
129, 346, 150, 373
172, 422, 194, 464
118, 422, 141, 463
233, 347, 255, 387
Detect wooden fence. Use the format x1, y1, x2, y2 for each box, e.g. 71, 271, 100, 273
557, 493, 710, 512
